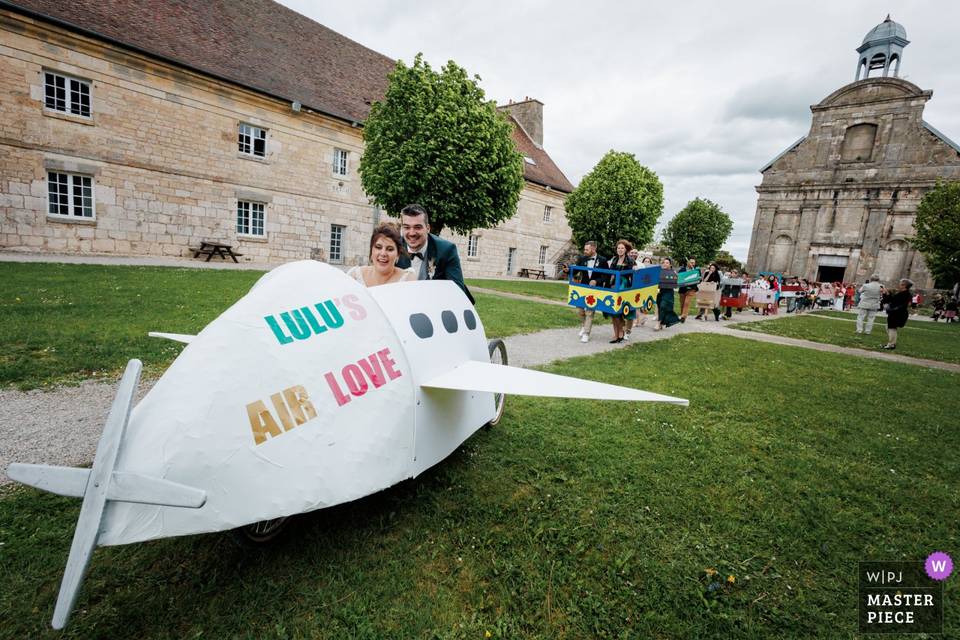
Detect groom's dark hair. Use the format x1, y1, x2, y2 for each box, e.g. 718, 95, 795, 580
400, 203, 429, 225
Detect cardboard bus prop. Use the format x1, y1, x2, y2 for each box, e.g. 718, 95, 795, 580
695, 281, 721, 308
568, 265, 660, 316
7, 261, 687, 630
750, 289, 777, 305
779, 284, 804, 298
719, 277, 748, 309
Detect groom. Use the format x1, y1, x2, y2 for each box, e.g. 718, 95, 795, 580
396, 204, 475, 304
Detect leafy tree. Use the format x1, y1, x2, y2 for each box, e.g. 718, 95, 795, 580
662, 197, 733, 264
912, 180, 960, 287
712, 249, 743, 273
564, 151, 663, 255
359, 54, 524, 235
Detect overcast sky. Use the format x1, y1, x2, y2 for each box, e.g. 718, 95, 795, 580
280, 0, 960, 260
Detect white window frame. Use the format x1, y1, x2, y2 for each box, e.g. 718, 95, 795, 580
236, 200, 266, 237
543, 205, 553, 223
47, 171, 94, 219
238, 123, 267, 157
43, 70, 91, 118
329, 224, 346, 263
333, 148, 349, 177
467, 234, 479, 258
539, 245, 548, 265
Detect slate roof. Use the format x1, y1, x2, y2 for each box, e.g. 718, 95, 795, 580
4, 0, 395, 123
6, 0, 575, 191
506, 115, 575, 193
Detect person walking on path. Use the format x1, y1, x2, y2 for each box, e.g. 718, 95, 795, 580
605, 240, 635, 343
654, 257, 681, 331
678, 258, 699, 323
573, 241, 608, 343
882, 278, 913, 350
695, 263, 723, 321
855, 274, 883, 335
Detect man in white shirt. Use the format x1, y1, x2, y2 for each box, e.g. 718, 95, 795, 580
856, 273, 883, 334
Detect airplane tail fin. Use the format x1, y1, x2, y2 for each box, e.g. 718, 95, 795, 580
420, 360, 688, 405
5, 360, 205, 629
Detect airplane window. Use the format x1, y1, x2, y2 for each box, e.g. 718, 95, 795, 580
409, 313, 433, 339
463, 309, 477, 330
441, 310, 458, 333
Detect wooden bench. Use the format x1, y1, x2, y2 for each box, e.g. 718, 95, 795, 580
518, 267, 546, 280
191, 240, 243, 263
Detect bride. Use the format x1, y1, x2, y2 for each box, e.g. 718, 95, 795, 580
346, 222, 417, 287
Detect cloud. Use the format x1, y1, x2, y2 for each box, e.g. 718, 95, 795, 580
277, 0, 960, 260
723, 74, 829, 124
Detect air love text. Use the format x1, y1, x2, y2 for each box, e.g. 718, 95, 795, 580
246, 347, 403, 445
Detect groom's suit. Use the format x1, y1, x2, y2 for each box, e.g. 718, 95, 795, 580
396, 233, 475, 304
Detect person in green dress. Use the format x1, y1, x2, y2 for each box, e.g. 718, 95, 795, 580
655, 257, 682, 331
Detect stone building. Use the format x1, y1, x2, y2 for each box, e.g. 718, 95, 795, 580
0, 0, 573, 277
747, 17, 960, 289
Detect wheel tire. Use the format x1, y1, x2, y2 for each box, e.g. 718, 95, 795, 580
486, 338, 507, 426
238, 516, 289, 544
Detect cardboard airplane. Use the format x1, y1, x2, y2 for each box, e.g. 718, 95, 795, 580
7, 260, 687, 629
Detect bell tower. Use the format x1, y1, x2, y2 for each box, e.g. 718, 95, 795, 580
856, 15, 909, 80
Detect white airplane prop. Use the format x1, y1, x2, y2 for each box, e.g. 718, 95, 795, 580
7, 260, 687, 629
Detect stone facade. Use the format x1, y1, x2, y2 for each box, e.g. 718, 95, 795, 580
747, 77, 960, 289
0, 7, 573, 277
445, 182, 572, 278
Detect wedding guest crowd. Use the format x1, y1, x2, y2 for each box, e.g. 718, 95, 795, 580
564, 243, 956, 351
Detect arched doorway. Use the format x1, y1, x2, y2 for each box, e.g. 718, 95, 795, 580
816, 255, 848, 283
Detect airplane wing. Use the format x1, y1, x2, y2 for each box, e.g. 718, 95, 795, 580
148, 331, 195, 344
420, 361, 688, 405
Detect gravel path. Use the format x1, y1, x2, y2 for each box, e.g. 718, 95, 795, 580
3, 282, 955, 486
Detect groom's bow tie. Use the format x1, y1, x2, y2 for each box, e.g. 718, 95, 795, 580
410, 251, 425, 260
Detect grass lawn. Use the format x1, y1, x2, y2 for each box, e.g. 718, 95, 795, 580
1, 333, 957, 638
812, 310, 958, 332
731, 313, 960, 363
466, 278, 569, 302
0, 264, 578, 390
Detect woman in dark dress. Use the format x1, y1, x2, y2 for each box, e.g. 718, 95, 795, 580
882, 278, 913, 350
655, 257, 681, 331
605, 239, 635, 343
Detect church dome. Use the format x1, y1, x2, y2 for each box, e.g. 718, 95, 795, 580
862, 15, 907, 44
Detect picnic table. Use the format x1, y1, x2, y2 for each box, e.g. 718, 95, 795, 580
191, 240, 243, 263
518, 267, 546, 279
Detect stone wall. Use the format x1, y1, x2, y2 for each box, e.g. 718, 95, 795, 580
748, 78, 960, 289
0, 9, 572, 273
444, 182, 572, 278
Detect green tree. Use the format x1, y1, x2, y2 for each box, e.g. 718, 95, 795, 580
564, 151, 663, 255
359, 54, 524, 235
712, 249, 743, 273
662, 197, 734, 264
912, 180, 960, 287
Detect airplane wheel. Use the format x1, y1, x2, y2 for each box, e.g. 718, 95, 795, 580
487, 338, 507, 426
238, 516, 289, 544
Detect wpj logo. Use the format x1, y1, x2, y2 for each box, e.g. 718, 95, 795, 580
858, 560, 945, 634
